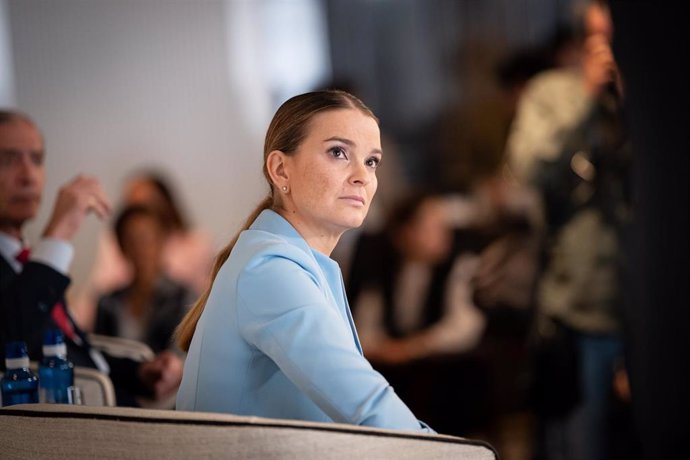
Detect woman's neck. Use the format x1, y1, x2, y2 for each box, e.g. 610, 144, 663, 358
276, 208, 342, 256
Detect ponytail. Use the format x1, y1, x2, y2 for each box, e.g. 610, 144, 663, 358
175, 196, 273, 351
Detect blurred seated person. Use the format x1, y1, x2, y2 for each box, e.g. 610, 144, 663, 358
0, 110, 182, 406
73, 170, 214, 329
348, 191, 487, 436
95, 205, 195, 354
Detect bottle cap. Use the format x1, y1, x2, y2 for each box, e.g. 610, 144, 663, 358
42, 329, 65, 346
4, 341, 30, 369
4, 341, 29, 359
42, 329, 67, 358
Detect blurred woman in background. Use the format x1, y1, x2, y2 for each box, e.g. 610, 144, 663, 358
73, 171, 214, 330
94, 205, 195, 354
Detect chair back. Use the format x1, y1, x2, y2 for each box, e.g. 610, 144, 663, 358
73, 366, 116, 406
88, 333, 155, 362
87, 334, 178, 409
0, 404, 498, 459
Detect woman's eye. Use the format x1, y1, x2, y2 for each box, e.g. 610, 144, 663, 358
329, 146, 347, 159
366, 157, 381, 169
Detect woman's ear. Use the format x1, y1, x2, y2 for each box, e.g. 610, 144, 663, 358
266, 150, 290, 187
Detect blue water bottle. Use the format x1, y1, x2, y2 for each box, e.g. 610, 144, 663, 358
38, 329, 74, 404
1, 341, 39, 407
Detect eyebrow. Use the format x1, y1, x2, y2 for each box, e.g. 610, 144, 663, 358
323, 136, 383, 155
0, 148, 44, 155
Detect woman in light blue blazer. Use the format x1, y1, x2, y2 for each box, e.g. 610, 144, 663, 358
175, 90, 433, 433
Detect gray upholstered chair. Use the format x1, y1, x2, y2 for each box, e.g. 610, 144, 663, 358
87, 333, 155, 362
72, 365, 116, 406
0, 404, 497, 459
87, 333, 175, 409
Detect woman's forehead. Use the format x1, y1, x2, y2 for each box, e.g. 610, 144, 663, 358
304, 109, 380, 144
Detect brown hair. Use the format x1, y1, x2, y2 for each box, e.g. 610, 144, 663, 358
175, 89, 377, 351
0, 109, 35, 127
0, 109, 43, 138
125, 170, 190, 232
113, 204, 167, 252
0, 110, 45, 153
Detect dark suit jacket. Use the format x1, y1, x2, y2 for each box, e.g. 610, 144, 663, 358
0, 254, 149, 405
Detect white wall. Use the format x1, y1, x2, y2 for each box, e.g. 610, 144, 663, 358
0, 0, 15, 106
5, 0, 276, 302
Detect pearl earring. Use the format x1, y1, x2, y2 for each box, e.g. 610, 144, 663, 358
281, 186, 288, 192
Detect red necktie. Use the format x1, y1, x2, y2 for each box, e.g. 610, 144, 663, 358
14, 247, 77, 342
51, 302, 77, 342
15, 247, 30, 264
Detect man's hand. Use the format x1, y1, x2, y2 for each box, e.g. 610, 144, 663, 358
582, 34, 623, 98
42, 175, 111, 240
138, 351, 184, 400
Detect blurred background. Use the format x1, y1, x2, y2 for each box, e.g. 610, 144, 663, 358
0, 0, 577, 291
1, 1, 686, 459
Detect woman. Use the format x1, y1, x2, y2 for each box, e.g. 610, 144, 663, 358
351, 191, 486, 366
348, 191, 487, 435
175, 90, 433, 433
72, 170, 214, 329
95, 205, 195, 354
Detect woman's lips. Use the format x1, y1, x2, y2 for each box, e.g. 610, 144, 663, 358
340, 195, 365, 206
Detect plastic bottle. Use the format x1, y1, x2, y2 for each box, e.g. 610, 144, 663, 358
1, 341, 39, 407
38, 329, 75, 404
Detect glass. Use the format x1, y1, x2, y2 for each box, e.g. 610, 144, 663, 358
66, 386, 83, 405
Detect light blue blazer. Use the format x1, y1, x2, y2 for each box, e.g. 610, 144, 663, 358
177, 210, 432, 433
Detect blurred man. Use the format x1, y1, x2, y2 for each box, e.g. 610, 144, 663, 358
0, 109, 181, 406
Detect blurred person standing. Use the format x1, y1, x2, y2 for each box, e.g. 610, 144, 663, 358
505, 1, 634, 459
95, 205, 195, 354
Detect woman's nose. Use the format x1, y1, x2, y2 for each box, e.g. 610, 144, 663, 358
349, 161, 371, 186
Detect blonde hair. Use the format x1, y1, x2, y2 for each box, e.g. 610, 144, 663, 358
175, 90, 377, 351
